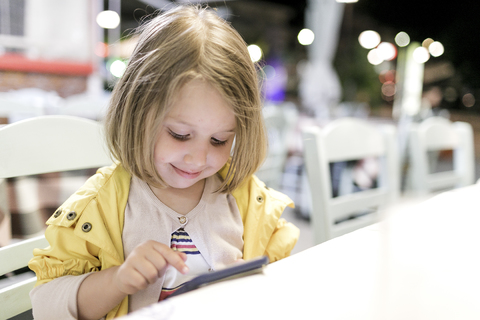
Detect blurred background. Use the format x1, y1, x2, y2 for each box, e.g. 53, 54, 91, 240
1, 0, 478, 118
1, 0, 479, 249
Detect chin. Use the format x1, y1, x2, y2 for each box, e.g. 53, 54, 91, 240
171, 181, 198, 189
166, 177, 202, 189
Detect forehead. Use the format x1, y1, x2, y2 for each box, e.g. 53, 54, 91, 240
165, 79, 236, 129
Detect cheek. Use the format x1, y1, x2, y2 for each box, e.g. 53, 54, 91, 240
154, 136, 176, 163
211, 145, 233, 167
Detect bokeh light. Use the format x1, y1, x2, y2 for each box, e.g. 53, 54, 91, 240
377, 42, 397, 61
412, 46, 430, 63
358, 30, 381, 49
110, 59, 126, 78
247, 44, 262, 62
96, 10, 120, 29
379, 70, 396, 83
94, 42, 109, 58
429, 41, 444, 57
263, 65, 276, 79
367, 48, 383, 65
444, 87, 457, 102
298, 28, 315, 46
381, 81, 396, 101
422, 38, 434, 49
395, 32, 410, 47
462, 93, 475, 107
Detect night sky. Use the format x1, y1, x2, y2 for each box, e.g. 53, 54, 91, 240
354, 0, 480, 89
123, 1, 480, 94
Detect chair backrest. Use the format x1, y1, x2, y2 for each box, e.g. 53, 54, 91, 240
255, 103, 298, 190
302, 118, 399, 245
0, 115, 112, 319
408, 116, 475, 195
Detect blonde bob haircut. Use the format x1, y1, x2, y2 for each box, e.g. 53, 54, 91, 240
104, 5, 267, 193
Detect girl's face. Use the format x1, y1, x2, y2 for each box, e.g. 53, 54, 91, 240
153, 79, 236, 190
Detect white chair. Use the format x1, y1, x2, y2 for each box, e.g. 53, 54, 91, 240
0, 115, 112, 319
302, 118, 399, 245
255, 103, 298, 190
408, 116, 475, 195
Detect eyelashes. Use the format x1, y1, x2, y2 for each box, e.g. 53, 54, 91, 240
168, 129, 189, 141
211, 138, 227, 146
168, 129, 227, 146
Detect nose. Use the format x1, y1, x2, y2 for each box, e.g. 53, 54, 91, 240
183, 142, 207, 167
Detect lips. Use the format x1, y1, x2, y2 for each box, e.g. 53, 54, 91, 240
171, 165, 202, 179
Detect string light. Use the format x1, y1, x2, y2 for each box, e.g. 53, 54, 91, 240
429, 41, 444, 57
358, 30, 381, 49
298, 29, 315, 46
395, 32, 410, 47
96, 10, 120, 29
247, 45, 262, 62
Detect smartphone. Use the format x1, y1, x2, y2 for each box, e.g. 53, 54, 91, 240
167, 255, 269, 299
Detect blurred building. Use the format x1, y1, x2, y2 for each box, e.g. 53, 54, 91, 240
0, 0, 101, 97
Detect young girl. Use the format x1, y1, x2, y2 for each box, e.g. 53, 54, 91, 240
29, 5, 299, 320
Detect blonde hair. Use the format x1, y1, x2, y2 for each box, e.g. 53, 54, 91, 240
104, 5, 267, 193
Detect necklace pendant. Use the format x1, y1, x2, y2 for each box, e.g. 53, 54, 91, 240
178, 216, 187, 224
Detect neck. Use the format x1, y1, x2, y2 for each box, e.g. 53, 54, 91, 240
149, 178, 206, 215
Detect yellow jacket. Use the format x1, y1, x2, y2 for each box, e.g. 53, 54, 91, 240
29, 163, 299, 319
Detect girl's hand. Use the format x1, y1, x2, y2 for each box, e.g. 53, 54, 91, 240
113, 240, 189, 295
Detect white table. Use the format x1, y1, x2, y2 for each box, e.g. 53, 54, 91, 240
123, 184, 480, 320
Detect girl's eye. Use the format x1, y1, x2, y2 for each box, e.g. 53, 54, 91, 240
211, 137, 227, 146
169, 130, 189, 141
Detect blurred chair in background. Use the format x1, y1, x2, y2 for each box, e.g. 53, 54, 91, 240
0, 97, 45, 125
331, 101, 370, 120
407, 116, 475, 195
0, 89, 62, 124
59, 91, 111, 120
0, 88, 112, 124
0, 115, 112, 319
255, 102, 298, 190
302, 118, 399, 245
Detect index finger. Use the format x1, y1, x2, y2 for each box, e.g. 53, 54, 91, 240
153, 242, 189, 274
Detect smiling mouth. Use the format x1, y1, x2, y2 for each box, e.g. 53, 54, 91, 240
171, 165, 202, 179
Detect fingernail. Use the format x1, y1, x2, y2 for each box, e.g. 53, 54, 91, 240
182, 266, 189, 274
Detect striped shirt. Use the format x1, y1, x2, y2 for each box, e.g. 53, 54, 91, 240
159, 228, 210, 301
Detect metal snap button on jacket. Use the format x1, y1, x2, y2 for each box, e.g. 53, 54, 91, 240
53, 210, 62, 218
82, 222, 92, 232
66, 211, 77, 220
256, 195, 264, 203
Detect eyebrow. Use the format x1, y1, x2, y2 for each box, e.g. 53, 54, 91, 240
166, 119, 236, 133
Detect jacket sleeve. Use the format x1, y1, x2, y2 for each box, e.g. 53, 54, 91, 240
236, 173, 300, 261
28, 215, 102, 286
28, 164, 129, 319
264, 218, 300, 262
27, 218, 104, 319
29, 173, 126, 285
